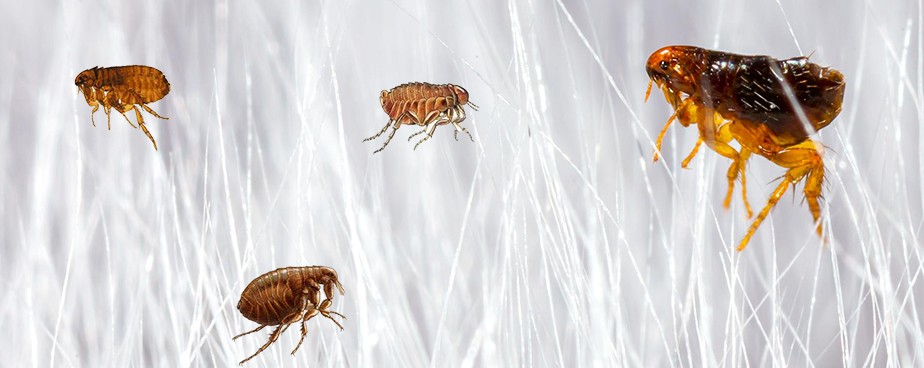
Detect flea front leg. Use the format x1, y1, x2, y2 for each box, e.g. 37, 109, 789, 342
450, 107, 473, 142
680, 136, 703, 168
89, 103, 100, 127
653, 98, 693, 162
452, 122, 474, 142
302, 288, 345, 330
232, 324, 266, 341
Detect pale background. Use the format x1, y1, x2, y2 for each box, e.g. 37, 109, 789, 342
0, 0, 921, 367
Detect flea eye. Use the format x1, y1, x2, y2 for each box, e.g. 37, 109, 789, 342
659, 60, 669, 71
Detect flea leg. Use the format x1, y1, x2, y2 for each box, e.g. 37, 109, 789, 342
315, 299, 346, 330
117, 105, 138, 128
139, 103, 168, 120
305, 290, 346, 330
737, 148, 753, 218
738, 140, 824, 251
737, 177, 791, 251
449, 108, 473, 142
291, 294, 314, 355
652, 108, 678, 162
130, 90, 168, 120
90, 104, 99, 127
694, 119, 751, 216
413, 121, 440, 150
104, 105, 113, 130
452, 122, 474, 142
292, 288, 321, 355
373, 121, 402, 154
132, 106, 158, 151
721, 144, 754, 218
680, 137, 703, 168
453, 105, 467, 125
239, 313, 301, 365
232, 324, 266, 340
407, 128, 427, 141
653, 98, 692, 162
291, 315, 311, 355
239, 323, 286, 365
364, 120, 393, 142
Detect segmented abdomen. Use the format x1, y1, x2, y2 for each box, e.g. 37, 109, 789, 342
381, 83, 458, 124
93, 65, 170, 104
237, 268, 303, 325
700, 52, 845, 143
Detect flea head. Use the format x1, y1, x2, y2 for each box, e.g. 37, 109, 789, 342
645, 46, 702, 102
451, 84, 470, 105
318, 267, 345, 295
75, 68, 97, 88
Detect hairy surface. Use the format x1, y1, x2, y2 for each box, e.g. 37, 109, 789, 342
1, 1, 922, 367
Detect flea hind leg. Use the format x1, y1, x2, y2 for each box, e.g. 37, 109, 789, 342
407, 128, 427, 141
364, 120, 393, 142
738, 140, 824, 251
373, 121, 402, 154
139, 103, 168, 120
130, 105, 158, 150
116, 105, 138, 128
239, 323, 287, 365
239, 313, 301, 365
232, 325, 266, 341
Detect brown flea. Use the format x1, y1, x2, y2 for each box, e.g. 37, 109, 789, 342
364, 82, 478, 153
645, 45, 845, 251
75, 65, 171, 150
234, 266, 345, 365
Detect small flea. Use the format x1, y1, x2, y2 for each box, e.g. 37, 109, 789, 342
233, 266, 345, 365
75, 65, 170, 150
364, 82, 477, 153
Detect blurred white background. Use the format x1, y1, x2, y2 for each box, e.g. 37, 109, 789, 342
0, 0, 921, 366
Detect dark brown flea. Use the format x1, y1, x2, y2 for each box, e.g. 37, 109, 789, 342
75, 65, 170, 150
234, 266, 346, 365
364, 82, 478, 153
645, 46, 845, 251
